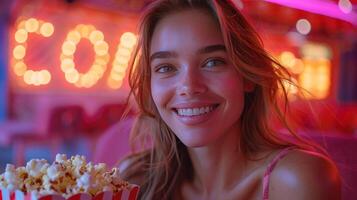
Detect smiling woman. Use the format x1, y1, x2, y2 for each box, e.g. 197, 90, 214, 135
150, 10, 247, 147
119, 0, 341, 199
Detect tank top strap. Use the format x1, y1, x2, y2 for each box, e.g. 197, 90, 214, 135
262, 146, 296, 200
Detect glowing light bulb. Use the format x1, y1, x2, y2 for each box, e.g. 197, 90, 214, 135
25, 18, 39, 33
89, 30, 104, 44
40, 70, 51, 84
34, 72, 43, 86
94, 41, 109, 56
280, 51, 296, 69
107, 78, 123, 89
81, 74, 94, 88
13, 61, 27, 76
296, 19, 311, 35
62, 41, 76, 56
95, 57, 109, 65
40, 22, 54, 37
15, 29, 28, 43
61, 58, 75, 73
24, 70, 35, 84
92, 64, 105, 76
115, 56, 130, 65
87, 71, 99, 82
65, 69, 80, 83
67, 31, 81, 44
339, 0, 352, 14
116, 48, 131, 57
120, 32, 137, 49
17, 20, 26, 29
13, 45, 26, 60
291, 58, 304, 74
113, 64, 127, 73
110, 71, 125, 81
76, 24, 92, 38
37, 71, 45, 84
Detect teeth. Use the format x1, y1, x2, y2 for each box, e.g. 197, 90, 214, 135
177, 105, 216, 116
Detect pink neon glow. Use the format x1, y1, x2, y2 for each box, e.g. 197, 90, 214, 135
264, 0, 357, 26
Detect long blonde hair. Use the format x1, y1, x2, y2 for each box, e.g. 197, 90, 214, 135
121, 0, 317, 199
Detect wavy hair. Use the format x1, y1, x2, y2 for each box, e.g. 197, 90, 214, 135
120, 0, 318, 199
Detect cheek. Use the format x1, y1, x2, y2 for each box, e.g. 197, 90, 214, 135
217, 75, 246, 112
216, 75, 244, 97
150, 80, 170, 110
227, 81, 244, 100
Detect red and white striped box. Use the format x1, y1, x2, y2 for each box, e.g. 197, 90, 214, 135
0, 185, 139, 200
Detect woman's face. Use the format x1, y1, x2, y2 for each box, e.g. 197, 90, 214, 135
150, 9, 248, 147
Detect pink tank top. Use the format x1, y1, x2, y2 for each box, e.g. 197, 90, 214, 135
262, 147, 296, 200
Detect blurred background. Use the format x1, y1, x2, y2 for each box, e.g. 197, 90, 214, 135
0, 0, 356, 185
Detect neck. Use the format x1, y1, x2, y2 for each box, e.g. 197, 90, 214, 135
186, 125, 247, 195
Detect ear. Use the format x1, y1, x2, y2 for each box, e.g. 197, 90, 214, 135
243, 78, 255, 92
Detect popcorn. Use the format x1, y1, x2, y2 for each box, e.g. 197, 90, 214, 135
4, 164, 21, 190
25, 159, 49, 178
46, 164, 63, 181
0, 154, 134, 199
55, 154, 67, 163
0, 174, 6, 188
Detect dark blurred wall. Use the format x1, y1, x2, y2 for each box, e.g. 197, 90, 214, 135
0, 0, 11, 121
339, 42, 357, 103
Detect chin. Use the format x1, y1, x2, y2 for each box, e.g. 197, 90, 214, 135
179, 137, 213, 148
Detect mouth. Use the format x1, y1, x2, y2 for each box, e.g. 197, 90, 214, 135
173, 104, 220, 117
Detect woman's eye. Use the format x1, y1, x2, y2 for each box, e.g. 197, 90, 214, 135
204, 59, 225, 68
155, 65, 175, 73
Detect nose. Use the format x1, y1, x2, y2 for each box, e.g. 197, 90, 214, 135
177, 68, 207, 96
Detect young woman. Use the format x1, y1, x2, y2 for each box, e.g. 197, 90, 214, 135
119, 0, 341, 199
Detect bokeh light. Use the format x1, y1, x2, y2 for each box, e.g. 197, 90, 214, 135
25, 18, 39, 33
40, 22, 54, 37
14, 29, 28, 43
61, 24, 109, 88
339, 0, 352, 14
296, 19, 311, 35
13, 45, 26, 60
13, 18, 54, 86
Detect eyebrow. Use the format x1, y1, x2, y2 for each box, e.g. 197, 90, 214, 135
150, 44, 226, 63
197, 44, 226, 54
150, 51, 178, 62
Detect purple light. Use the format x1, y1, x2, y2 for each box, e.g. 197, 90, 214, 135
264, 0, 357, 26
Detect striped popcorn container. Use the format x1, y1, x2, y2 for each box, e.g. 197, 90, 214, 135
0, 185, 139, 200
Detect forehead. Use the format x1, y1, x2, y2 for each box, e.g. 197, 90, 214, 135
150, 9, 224, 54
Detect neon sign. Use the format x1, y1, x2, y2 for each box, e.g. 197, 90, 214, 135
11, 18, 137, 90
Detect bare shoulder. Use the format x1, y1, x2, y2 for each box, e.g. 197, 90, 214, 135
269, 149, 341, 200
